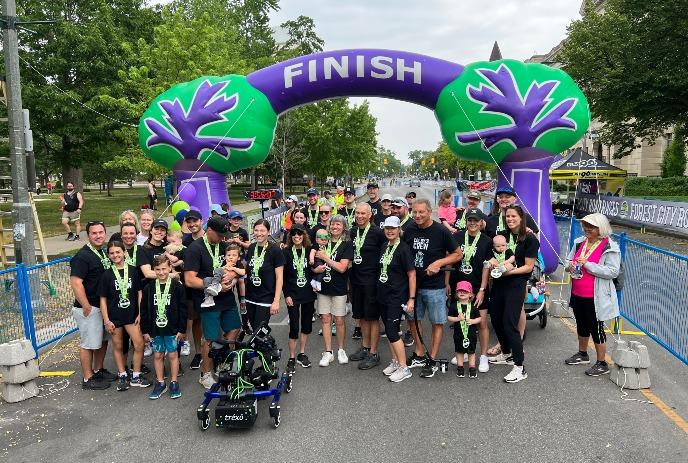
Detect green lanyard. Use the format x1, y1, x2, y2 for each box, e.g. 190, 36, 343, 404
307, 208, 318, 227
155, 278, 172, 328
111, 265, 130, 308
343, 207, 355, 227
497, 212, 506, 232
292, 247, 307, 287
323, 238, 343, 282
125, 244, 137, 267
462, 232, 480, 262
203, 235, 221, 270
508, 233, 517, 253
251, 244, 268, 283
457, 302, 472, 348
457, 209, 467, 229
353, 224, 370, 262
379, 239, 400, 283
400, 214, 411, 227
494, 250, 506, 263
88, 243, 111, 269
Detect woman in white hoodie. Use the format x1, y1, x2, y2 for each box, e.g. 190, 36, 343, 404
564, 213, 621, 377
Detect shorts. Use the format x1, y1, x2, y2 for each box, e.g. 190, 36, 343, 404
200, 309, 242, 341
152, 335, 178, 353
453, 327, 478, 354
350, 284, 381, 321
186, 298, 199, 321
62, 211, 80, 223
317, 294, 348, 317
414, 288, 448, 324
570, 294, 606, 345
72, 306, 104, 350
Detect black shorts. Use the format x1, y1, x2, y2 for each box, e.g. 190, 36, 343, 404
351, 284, 381, 321
109, 308, 138, 328
381, 302, 404, 343
570, 294, 606, 344
453, 326, 478, 354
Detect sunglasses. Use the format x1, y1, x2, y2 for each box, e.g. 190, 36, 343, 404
391, 205, 402, 209
290, 230, 304, 236
319, 210, 331, 215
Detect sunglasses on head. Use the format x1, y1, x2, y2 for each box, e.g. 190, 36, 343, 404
86, 220, 104, 227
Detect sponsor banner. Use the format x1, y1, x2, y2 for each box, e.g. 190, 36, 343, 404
457, 179, 497, 193
247, 206, 287, 238
575, 194, 688, 236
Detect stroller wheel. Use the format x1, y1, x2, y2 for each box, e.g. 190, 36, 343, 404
539, 310, 548, 329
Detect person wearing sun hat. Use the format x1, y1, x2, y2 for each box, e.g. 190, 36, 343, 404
564, 213, 620, 377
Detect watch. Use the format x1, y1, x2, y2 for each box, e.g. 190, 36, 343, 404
479, 288, 485, 292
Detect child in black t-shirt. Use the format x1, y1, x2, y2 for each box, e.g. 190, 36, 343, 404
484, 234, 516, 278
140, 255, 187, 400
448, 281, 481, 378
309, 230, 329, 291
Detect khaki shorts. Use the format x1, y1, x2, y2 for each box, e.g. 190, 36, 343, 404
317, 294, 348, 317
72, 306, 104, 350
62, 211, 81, 223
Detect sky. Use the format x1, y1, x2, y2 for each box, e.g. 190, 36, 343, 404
269, 0, 583, 163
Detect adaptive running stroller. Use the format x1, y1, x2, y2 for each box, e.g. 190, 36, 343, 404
524, 252, 549, 329
196, 323, 293, 431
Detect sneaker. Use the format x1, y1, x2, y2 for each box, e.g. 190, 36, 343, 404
389, 366, 412, 383
296, 353, 312, 368
478, 355, 490, 373
504, 365, 528, 383
130, 375, 152, 388
383, 359, 400, 376
66, 232, 75, 241
456, 366, 465, 378
352, 327, 362, 340
337, 348, 348, 364
565, 352, 591, 365
402, 330, 414, 347
74, 234, 80, 240
144, 342, 153, 357
469, 367, 477, 378
82, 377, 110, 390
180, 341, 191, 356
585, 361, 610, 377
319, 351, 335, 367
287, 358, 296, 373
199, 372, 215, 389
189, 354, 202, 370
358, 353, 380, 370
200, 295, 216, 308
205, 282, 221, 297
407, 353, 426, 369
169, 381, 182, 399
504, 356, 514, 366
488, 353, 511, 365
116, 374, 130, 391
148, 381, 167, 399
420, 360, 438, 378
349, 346, 369, 362
93, 368, 117, 382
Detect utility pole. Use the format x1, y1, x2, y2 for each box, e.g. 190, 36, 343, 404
2, 0, 36, 265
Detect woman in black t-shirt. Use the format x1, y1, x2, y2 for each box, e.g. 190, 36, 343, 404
245, 219, 285, 330
488, 205, 539, 384
282, 223, 316, 370
139, 219, 169, 286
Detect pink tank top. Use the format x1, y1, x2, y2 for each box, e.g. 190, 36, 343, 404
438, 204, 457, 225
571, 238, 608, 298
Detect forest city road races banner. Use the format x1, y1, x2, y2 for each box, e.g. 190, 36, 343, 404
247, 207, 287, 238
576, 194, 688, 236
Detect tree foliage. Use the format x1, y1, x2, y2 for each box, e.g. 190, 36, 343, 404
408, 143, 494, 178
559, 0, 688, 157
660, 127, 687, 178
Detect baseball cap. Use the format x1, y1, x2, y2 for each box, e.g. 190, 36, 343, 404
382, 216, 401, 228
207, 216, 231, 237
405, 191, 416, 198
391, 197, 408, 208
152, 219, 168, 230
344, 187, 355, 196
228, 210, 243, 219
286, 194, 298, 203
466, 190, 481, 200
456, 281, 473, 293
184, 210, 202, 221
307, 187, 319, 196
366, 182, 379, 189
209, 204, 225, 216
381, 193, 393, 202
496, 186, 515, 196
289, 223, 306, 234
465, 208, 486, 221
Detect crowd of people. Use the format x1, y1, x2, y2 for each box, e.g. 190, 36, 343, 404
69, 180, 621, 398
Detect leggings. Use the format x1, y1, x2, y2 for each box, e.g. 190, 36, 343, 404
570, 294, 606, 345
287, 301, 316, 339
490, 280, 526, 366
246, 302, 271, 331
382, 303, 403, 343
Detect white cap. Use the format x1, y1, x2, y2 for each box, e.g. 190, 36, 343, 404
382, 216, 401, 228
287, 194, 298, 203
381, 193, 393, 202
392, 196, 408, 208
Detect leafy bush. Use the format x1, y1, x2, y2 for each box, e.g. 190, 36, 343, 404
625, 176, 688, 197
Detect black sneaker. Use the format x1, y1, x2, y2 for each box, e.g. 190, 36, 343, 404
420, 360, 438, 378
585, 361, 610, 377
82, 377, 110, 390
565, 352, 591, 365
349, 346, 369, 362
351, 327, 362, 340
402, 330, 414, 347
358, 353, 380, 370
189, 354, 202, 370
74, 234, 80, 240
66, 232, 75, 241
296, 353, 311, 368
468, 367, 477, 378
407, 352, 426, 368
93, 368, 118, 382
287, 358, 296, 373
456, 366, 465, 378
116, 375, 130, 391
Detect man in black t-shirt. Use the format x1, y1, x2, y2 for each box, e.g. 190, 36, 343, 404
485, 186, 539, 237
302, 187, 321, 228
181, 210, 203, 247
402, 198, 462, 379
374, 194, 393, 226
391, 197, 413, 233
337, 186, 357, 229
366, 182, 381, 218
70, 221, 117, 390
180, 209, 205, 369
349, 203, 385, 369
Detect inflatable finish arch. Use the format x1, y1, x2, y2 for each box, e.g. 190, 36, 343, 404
139, 49, 591, 272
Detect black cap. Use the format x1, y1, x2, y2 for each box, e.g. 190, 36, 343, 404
184, 210, 202, 221
152, 219, 168, 230
366, 182, 379, 189
289, 223, 306, 233
206, 216, 231, 237
465, 208, 486, 221
344, 187, 355, 195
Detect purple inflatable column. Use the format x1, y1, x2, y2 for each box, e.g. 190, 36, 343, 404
173, 160, 230, 220
496, 147, 559, 273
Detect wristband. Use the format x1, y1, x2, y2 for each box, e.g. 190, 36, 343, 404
479, 288, 485, 292
409, 296, 415, 300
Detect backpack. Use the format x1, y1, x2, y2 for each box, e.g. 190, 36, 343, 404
573, 240, 624, 290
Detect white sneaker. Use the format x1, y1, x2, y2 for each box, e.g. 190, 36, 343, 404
478, 355, 490, 373
383, 359, 400, 376
180, 341, 191, 357
319, 351, 335, 367
143, 341, 153, 357
200, 294, 216, 308
205, 282, 221, 297
504, 365, 527, 383
199, 372, 215, 389
337, 348, 348, 364
450, 354, 469, 365
488, 353, 511, 364
389, 366, 412, 383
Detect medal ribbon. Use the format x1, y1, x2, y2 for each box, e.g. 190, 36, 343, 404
203, 235, 221, 270
155, 278, 172, 326
400, 214, 411, 227
125, 244, 137, 267
462, 232, 480, 265
111, 265, 129, 305
507, 233, 517, 253
344, 207, 355, 227
457, 302, 472, 341
324, 238, 343, 278
380, 240, 400, 277
457, 209, 467, 229
579, 239, 603, 261
354, 224, 370, 260
88, 243, 111, 269
251, 244, 268, 280
292, 247, 306, 282
493, 250, 506, 263
308, 208, 318, 227
497, 212, 506, 232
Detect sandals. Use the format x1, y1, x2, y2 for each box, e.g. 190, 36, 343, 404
486, 344, 502, 356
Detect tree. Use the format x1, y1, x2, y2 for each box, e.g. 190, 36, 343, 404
278, 15, 324, 57
660, 127, 687, 177
559, 0, 688, 157
267, 113, 309, 191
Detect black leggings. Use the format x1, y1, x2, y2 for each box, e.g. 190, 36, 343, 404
287, 301, 315, 339
382, 303, 403, 343
246, 302, 271, 330
570, 294, 606, 345
490, 280, 526, 366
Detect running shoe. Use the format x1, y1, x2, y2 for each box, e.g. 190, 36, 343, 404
169, 381, 182, 399
456, 366, 465, 378
180, 341, 191, 356
358, 353, 380, 370
402, 330, 414, 347
469, 367, 478, 378
450, 354, 468, 366
82, 377, 110, 390
319, 351, 334, 367
199, 372, 214, 389
565, 352, 591, 365
504, 366, 527, 383
407, 353, 426, 369
129, 375, 151, 388
93, 368, 117, 382
420, 360, 438, 378
389, 366, 412, 383
585, 361, 610, 376
116, 375, 130, 391
337, 348, 349, 364
189, 354, 202, 370
296, 353, 312, 368
488, 353, 511, 365
148, 381, 167, 399
352, 327, 362, 340
66, 232, 75, 241
383, 359, 400, 376
478, 355, 490, 373
349, 346, 369, 362
287, 358, 296, 373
